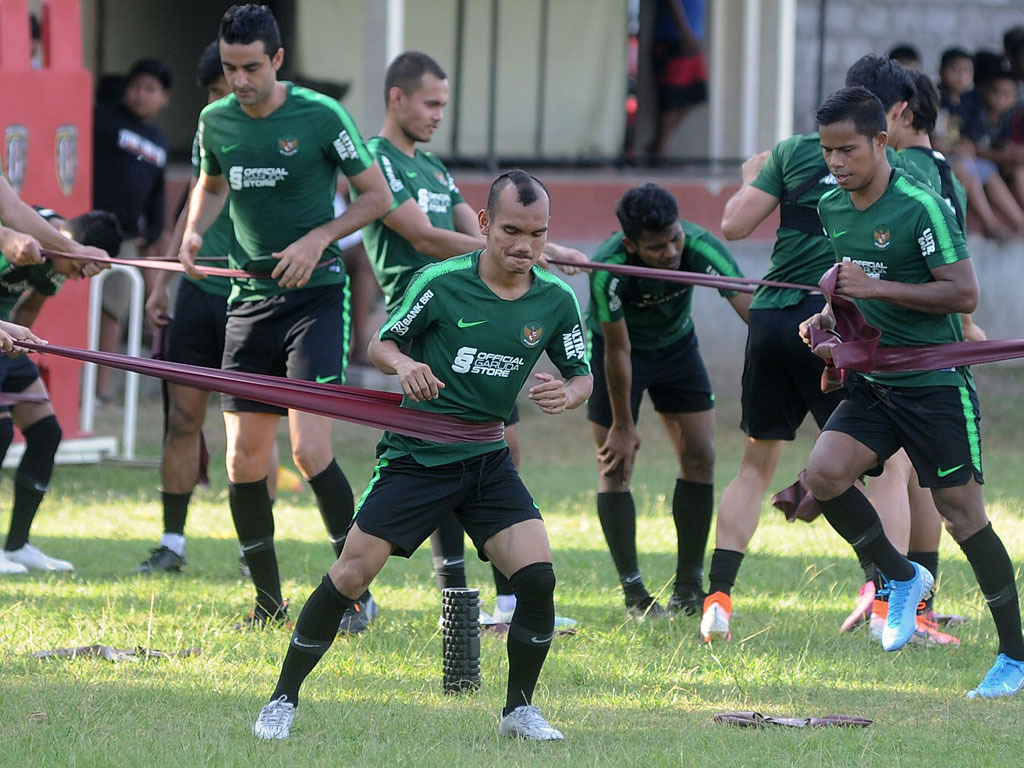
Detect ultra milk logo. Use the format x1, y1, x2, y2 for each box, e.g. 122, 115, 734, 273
333, 130, 359, 161
562, 324, 586, 360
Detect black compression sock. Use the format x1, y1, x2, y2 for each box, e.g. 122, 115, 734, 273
596, 491, 647, 602
307, 460, 354, 557
162, 491, 191, 536
272, 574, 355, 706
229, 478, 282, 615
5, 416, 60, 551
673, 479, 713, 590
816, 487, 915, 582
708, 548, 744, 596
504, 563, 555, 714
958, 524, 1024, 660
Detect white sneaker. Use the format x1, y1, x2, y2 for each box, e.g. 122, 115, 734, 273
253, 695, 296, 740
498, 705, 564, 740
0, 551, 28, 574
491, 605, 579, 635
5, 543, 73, 571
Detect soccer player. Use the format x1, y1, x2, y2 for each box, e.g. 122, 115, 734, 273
702, 131, 846, 642
588, 183, 749, 620
360, 51, 586, 630
252, 170, 592, 741
802, 86, 1024, 698
180, 5, 392, 626
0, 212, 119, 574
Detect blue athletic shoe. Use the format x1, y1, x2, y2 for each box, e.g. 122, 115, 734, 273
881, 562, 934, 651
967, 654, 1024, 699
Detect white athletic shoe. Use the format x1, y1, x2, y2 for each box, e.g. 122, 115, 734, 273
0, 551, 28, 574
253, 695, 296, 740
491, 605, 579, 635
5, 543, 73, 572
498, 705, 564, 740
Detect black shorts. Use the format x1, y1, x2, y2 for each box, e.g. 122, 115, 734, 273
354, 448, 541, 559
652, 42, 709, 109
221, 283, 348, 415
741, 295, 845, 440
0, 354, 40, 415
166, 280, 228, 368
822, 375, 984, 488
587, 329, 713, 428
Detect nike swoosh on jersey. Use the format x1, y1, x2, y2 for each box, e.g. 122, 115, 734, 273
315, 374, 339, 383
832, 229, 848, 238
936, 464, 965, 478
406, 171, 418, 178
221, 142, 243, 153
457, 318, 487, 328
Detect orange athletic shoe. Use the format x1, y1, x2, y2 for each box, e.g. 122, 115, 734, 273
700, 591, 732, 643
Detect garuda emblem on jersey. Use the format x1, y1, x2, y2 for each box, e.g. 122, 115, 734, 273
521, 321, 544, 348
278, 136, 299, 157
873, 227, 891, 250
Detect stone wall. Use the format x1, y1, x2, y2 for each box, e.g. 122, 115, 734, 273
793, 0, 1023, 133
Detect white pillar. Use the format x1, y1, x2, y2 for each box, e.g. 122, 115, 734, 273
775, 0, 796, 142
740, 0, 761, 158
386, 0, 405, 66
708, 0, 728, 160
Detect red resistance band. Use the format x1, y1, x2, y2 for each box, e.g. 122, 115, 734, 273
41, 249, 333, 280
545, 257, 820, 294
15, 343, 504, 445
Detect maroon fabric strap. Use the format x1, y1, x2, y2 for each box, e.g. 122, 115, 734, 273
810, 265, 1024, 374
16, 342, 504, 444
41, 249, 333, 280
0, 391, 49, 407
545, 257, 821, 294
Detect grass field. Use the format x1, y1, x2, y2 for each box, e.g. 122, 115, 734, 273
2, 365, 1024, 767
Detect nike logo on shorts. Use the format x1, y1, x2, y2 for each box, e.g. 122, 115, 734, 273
936, 464, 965, 478
315, 374, 339, 383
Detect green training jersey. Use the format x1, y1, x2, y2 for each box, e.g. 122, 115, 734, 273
198, 83, 374, 302
0, 256, 64, 321
750, 133, 839, 310
360, 136, 466, 313
895, 146, 968, 230
185, 130, 232, 298
586, 221, 742, 350
817, 169, 971, 388
377, 251, 590, 466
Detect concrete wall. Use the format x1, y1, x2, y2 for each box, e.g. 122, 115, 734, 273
793, 0, 1024, 134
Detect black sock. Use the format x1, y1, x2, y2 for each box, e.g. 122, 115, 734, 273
0, 417, 13, 466
908, 550, 939, 612
162, 491, 191, 536
229, 478, 282, 615
493, 564, 513, 596
430, 512, 467, 590
708, 548, 745, 596
673, 479, 713, 592
504, 563, 555, 715
856, 549, 878, 584
5, 415, 60, 552
816, 487, 915, 582
271, 574, 355, 705
596, 491, 646, 602
958, 524, 1024, 660
307, 460, 354, 557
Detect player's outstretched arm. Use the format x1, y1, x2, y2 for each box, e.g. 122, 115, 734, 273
528, 371, 592, 415
0, 226, 42, 266
834, 259, 978, 315
721, 151, 776, 240
384, 198, 483, 259
368, 336, 445, 401
181, 171, 228, 279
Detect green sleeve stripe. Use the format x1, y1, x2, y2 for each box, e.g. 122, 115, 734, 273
294, 85, 374, 168
589, 267, 616, 323
379, 253, 475, 336
687, 235, 744, 278
894, 175, 958, 264
534, 267, 585, 320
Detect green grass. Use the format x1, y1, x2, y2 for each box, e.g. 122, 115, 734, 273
2, 366, 1024, 767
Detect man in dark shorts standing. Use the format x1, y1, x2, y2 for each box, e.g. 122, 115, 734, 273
180, 5, 391, 626
135, 41, 243, 574
587, 183, 748, 620
702, 125, 847, 641
802, 86, 1024, 698
361, 51, 585, 629
251, 170, 592, 741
